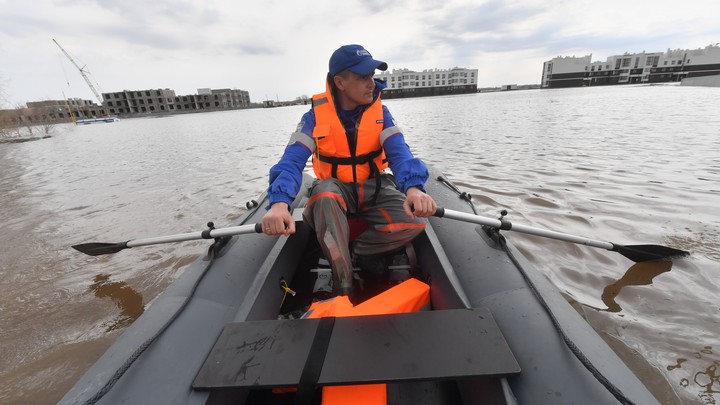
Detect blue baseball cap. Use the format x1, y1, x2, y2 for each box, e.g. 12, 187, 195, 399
329, 44, 388, 77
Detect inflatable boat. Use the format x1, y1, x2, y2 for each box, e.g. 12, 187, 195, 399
61, 167, 678, 405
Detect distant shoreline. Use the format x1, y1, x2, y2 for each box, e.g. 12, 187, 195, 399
0, 135, 52, 144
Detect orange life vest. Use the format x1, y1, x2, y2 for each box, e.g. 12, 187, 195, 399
311, 82, 388, 183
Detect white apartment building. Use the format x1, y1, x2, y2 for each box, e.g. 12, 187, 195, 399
542, 44, 720, 88
376, 67, 478, 98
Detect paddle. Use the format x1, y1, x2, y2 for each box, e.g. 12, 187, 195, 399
73, 223, 263, 256
433, 207, 689, 262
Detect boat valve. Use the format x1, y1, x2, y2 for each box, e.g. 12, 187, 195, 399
498, 210, 508, 221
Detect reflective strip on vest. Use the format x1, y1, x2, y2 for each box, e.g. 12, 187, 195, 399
288, 131, 316, 152
379, 125, 401, 146
313, 97, 329, 107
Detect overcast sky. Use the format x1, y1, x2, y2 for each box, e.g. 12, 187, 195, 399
1, 0, 719, 105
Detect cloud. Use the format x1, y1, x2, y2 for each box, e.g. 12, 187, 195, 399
2, 0, 720, 103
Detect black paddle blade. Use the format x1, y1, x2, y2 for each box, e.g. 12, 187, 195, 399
72, 242, 129, 256
615, 244, 690, 262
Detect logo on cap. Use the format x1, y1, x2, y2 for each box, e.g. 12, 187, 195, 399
357, 49, 371, 57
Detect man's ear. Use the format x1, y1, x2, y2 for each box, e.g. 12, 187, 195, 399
333, 75, 345, 91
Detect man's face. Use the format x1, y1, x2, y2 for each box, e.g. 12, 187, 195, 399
334, 71, 375, 109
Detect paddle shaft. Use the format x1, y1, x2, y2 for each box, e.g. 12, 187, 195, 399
126, 223, 263, 248
75, 207, 686, 260
435, 208, 615, 251
73, 223, 264, 256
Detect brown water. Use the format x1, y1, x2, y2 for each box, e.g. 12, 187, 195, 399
1, 85, 718, 404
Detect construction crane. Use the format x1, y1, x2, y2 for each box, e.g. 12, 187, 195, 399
52, 39, 104, 105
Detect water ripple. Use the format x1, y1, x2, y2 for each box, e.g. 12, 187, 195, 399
1, 86, 718, 405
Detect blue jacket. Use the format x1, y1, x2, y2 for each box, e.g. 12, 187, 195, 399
267, 79, 429, 208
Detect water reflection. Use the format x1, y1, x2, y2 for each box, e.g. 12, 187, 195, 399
600, 261, 673, 312
89, 274, 145, 331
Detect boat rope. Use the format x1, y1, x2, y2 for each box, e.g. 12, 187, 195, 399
80, 200, 263, 405
438, 176, 636, 404
280, 279, 297, 308
497, 233, 636, 405
436, 175, 477, 214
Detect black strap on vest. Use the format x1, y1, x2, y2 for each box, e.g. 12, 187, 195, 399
316, 148, 383, 171
318, 148, 384, 207
294, 316, 336, 405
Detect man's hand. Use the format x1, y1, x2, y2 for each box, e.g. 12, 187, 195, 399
261, 202, 296, 236
403, 187, 437, 219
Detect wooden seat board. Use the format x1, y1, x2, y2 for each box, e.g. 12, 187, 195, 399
193, 308, 520, 390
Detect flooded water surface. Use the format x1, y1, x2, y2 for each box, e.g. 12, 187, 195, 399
1, 85, 718, 404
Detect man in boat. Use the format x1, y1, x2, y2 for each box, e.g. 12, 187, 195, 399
261, 44, 436, 297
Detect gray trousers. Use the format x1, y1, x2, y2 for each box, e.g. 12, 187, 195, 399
302, 174, 426, 290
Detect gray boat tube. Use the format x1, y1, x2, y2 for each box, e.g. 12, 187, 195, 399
424, 166, 659, 404
59, 177, 316, 405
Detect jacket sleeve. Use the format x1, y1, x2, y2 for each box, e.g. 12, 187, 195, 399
267, 110, 315, 208
380, 105, 429, 193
